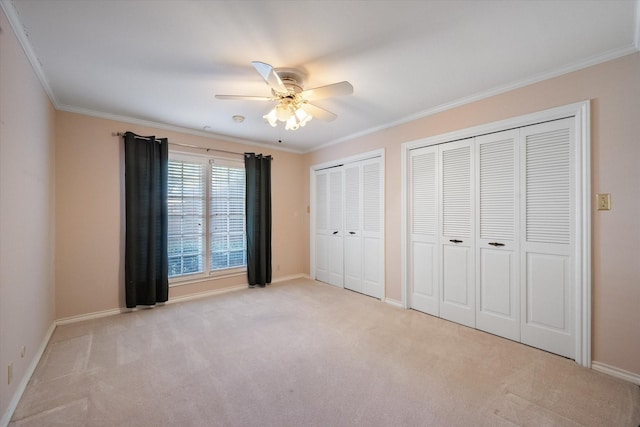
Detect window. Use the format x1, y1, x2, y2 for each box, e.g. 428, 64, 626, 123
168, 152, 246, 283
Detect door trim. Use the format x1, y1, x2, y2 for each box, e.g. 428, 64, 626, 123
400, 101, 591, 367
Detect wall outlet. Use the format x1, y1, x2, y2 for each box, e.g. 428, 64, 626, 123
8, 363, 13, 385
596, 193, 611, 210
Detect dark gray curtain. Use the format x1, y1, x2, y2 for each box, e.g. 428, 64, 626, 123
124, 132, 169, 307
244, 153, 272, 287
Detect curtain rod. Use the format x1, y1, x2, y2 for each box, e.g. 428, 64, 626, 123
114, 132, 246, 157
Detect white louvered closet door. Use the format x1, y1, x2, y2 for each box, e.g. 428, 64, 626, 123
313, 155, 384, 297
520, 118, 575, 359
361, 157, 383, 299
475, 130, 520, 341
343, 163, 362, 293
440, 139, 475, 328
409, 146, 439, 315
328, 167, 345, 287
314, 170, 330, 283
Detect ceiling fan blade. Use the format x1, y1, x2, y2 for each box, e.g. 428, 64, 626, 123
301, 102, 337, 122
251, 61, 288, 94
215, 95, 274, 101
301, 81, 353, 100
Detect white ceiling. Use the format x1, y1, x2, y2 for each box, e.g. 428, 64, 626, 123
3, 0, 639, 153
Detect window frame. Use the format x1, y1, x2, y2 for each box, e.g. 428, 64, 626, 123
168, 150, 247, 286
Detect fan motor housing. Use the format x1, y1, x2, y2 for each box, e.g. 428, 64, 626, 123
274, 68, 306, 93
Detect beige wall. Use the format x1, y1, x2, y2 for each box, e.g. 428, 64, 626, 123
54, 112, 308, 319
304, 53, 640, 376
0, 8, 56, 422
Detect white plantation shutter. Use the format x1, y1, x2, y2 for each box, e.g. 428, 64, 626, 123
442, 144, 471, 237
525, 128, 571, 245
411, 150, 437, 235
168, 160, 206, 277
479, 138, 515, 240
363, 162, 380, 233
210, 162, 246, 270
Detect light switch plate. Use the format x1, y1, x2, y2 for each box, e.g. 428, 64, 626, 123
596, 193, 611, 210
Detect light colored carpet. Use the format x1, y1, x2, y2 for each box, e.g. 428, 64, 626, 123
10, 278, 640, 426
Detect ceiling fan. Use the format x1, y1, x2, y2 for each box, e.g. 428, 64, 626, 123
215, 61, 353, 130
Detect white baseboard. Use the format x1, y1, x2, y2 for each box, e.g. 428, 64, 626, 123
384, 298, 403, 308
56, 274, 308, 326
167, 284, 246, 305
272, 273, 307, 283
170, 274, 307, 304
56, 285, 250, 326
1, 321, 56, 427
591, 361, 640, 385
56, 307, 124, 326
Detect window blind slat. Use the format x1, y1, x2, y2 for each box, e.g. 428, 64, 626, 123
210, 164, 246, 270
167, 160, 206, 277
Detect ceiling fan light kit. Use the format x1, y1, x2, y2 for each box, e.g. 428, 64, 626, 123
264, 98, 312, 130
215, 61, 353, 132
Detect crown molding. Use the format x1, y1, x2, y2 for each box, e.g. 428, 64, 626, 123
0, 0, 59, 108
309, 44, 638, 154
635, 0, 640, 50
58, 104, 305, 154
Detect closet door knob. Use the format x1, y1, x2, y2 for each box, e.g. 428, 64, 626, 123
349, 231, 356, 235
488, 242, 505, 247
332, 231, 339, 235
449, 239, 463, 244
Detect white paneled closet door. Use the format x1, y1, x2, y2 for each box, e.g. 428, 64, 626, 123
361, 158, 383, 299
409, 146, 439, 315
328, 167, 344, 287
314, 170, 330, 283
343, 163, 362, 293
440, 139, 475, 328
475, 130, 520, 341
520, 118, 575, 359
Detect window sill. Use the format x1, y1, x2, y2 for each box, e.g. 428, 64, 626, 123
169, 269, 247, 288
